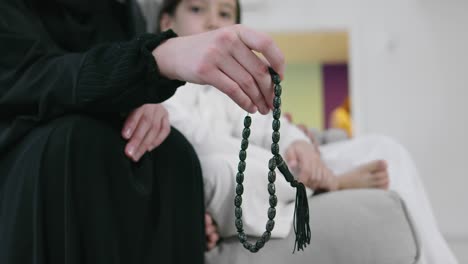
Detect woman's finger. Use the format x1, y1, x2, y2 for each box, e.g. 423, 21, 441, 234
231, 40, 273, 110
217, 56, 269, 114
235, 25, 285, 80
208, 69, 257, 113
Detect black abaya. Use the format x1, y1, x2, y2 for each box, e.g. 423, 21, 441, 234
0, 1, 205, 263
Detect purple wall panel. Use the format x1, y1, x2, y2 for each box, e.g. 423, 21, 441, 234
322, 64, 349, 128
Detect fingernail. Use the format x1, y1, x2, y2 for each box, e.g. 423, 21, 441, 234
124, 128, 132, 138
127, 145, 135, 156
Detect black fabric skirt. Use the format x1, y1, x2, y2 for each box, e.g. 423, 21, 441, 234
0, 115, 205, 264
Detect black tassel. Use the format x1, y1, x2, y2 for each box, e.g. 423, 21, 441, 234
292, 183, 311, 252
276, 155, 311, 252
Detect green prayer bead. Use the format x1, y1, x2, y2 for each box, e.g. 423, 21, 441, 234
273, 108, 281, 120
235, 207, 243, 218
275, 155, 284, 165
274, 84, 282, 96
273, 96, 281, 108
268, 171, 276, 183
256, 239, 265, 249
250, 246, 259, 253
272, 73, 281, 84
238, 232, 247, 243
272, 119, 281, 131
268, 207, 276, 219
243, 243, 251, 250
271, 143, 279, 155
235, 218, 243, 230
236, 184, 244, 195
268, 158, 276, 170
269, 195, 277, 207
238, 161, 246, 172
234, 195, 242, 207
243, 243, 257, 252
272, 131, 280, 143
242, 128, 251, 139
244, 116, 252, 128
239, 150, 247, 161
266, 220, 275, 232
236, 172, 244, 183
268, 183, 276, 195
262, 231, 271, 242
241, 139, 249, 150
243, 242, 254, 252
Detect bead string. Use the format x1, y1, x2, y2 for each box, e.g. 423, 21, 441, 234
235, 68, 311, 253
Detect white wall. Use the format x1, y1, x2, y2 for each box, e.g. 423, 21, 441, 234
242, 0, 468, 240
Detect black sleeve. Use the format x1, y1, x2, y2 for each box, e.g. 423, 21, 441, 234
0, 1, 185, 121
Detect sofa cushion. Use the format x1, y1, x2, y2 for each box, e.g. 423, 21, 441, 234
206, 189, 420, 264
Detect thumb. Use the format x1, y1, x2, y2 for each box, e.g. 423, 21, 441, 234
285, 146, 298, 169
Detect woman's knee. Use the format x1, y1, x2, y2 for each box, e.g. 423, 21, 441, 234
48, 114, 117, 134
45, 114, 123, 151
158, 128, 200, 164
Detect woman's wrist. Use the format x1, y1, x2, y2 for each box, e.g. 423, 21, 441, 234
152, 37, 178, 80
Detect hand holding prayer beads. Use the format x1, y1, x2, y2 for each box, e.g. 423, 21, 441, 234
153, 25, 285, 115
235, 68, 311, 253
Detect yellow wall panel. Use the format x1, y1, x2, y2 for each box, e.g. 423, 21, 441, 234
282, 63, 323, 129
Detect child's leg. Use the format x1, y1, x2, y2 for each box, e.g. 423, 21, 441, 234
199, 142, 300, 239
320, 135, 458, 264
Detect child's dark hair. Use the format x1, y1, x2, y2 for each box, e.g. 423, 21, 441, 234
155, 0, 241, 33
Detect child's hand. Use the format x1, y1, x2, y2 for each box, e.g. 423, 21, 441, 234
205, 213, 220, 251
153, 25, 285, 115
121, 104, 171, 162
285, 140, 338, 191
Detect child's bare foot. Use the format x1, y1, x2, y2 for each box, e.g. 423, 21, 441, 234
337, 160, 389, 190
205, 213, 220, 251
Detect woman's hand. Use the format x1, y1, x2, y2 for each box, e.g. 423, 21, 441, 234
121, 104, 171, 162
153, 25, 285, 115
285, 140, 338, 191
